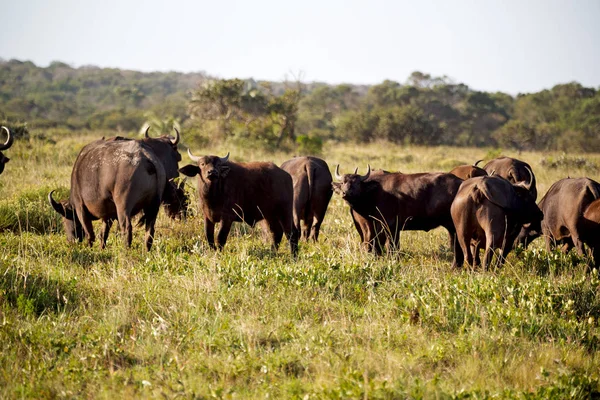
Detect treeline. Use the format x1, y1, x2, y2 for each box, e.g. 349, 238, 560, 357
1, 59, 599, 152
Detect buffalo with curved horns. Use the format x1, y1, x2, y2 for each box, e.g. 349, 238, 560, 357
483, 157, 537, 200
0, 126, 14, 175
49, 128, 183, 250
180, 150, 298, 256
333, 165, 464, 267
451, 168, 542, 269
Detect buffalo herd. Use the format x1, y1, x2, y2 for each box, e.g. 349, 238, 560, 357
1, 125, 598, 270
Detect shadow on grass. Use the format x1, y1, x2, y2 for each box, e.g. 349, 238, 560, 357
0, 269, 79, 317
69, 247, 113, 268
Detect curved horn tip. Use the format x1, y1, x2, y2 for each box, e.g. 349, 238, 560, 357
360, 164, 371, 181
334, 164, 342, 180
187, 148, 201, 162
353, 167, 358, 174
0, 126, 13, 150
524, 166, 534, 190
144, 126, 150, 138
171, 127, 180, 145
48, 190, 66, 217
220, 152, 230, 163
474, 159, 483, 167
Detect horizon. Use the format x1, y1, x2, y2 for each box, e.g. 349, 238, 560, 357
1, 0, 599, 95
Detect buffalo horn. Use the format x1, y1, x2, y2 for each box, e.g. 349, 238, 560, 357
360, 164, 371, 181
48, 190, 67, 217
334, 164, 343, 180
0, 126, 13, 151
171, 128, 180, 145
473, 159, 483, 167
219, 152, 230, 163
353, 167, 358, 174
144, 126, 151, 138
523, 166, 534, 191
187, 148, 201, 162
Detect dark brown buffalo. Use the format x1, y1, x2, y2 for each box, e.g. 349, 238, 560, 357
449, 160, 487, 180
103, 128, 188, 219
451, 173, 542, 269
333, 165, 464, 267
346, 169, 391, 249
280, 156, 332, 241
518, 178, 600, 268
0, 126, 14, 175
483, 157, 538, 199
49, 138, 174, 250
180, 151, 298, 256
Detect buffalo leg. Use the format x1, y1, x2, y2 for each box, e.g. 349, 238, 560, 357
216, 219, 233, 250
311, 192, 332, 242
573, 236, 585, 256
591, 244, 600, 273
117, 210, 133, 248
448, 229, 464, 269
143, 200, 160, 251
204, 217, 216, 249
100, 219, 113, 249
284, 224, 299, 258
77, 207, 95, 247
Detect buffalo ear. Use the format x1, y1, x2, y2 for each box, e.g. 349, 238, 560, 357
219, 165, 230, 177
179, 165, 200, 177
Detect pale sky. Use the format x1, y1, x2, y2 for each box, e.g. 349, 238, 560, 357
1, 0, 599, 94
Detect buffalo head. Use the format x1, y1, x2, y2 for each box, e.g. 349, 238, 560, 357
48, 190, 84, 243
510, 168, 543, 244
332, 164, 373, 201
162, 177, 189, 219
179, 150, 230, 183
142, 127, 182, 179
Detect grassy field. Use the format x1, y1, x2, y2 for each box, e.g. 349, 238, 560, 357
1, 132, 599, 399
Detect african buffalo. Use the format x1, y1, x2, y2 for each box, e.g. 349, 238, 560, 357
517, 178, 600, 268
333, 165, 464, 267
280, 156, 332, 241
180, 151, 298, 256
483, 157, 538, 199
451, 172, 542, 269
449, 160, 487, 180
49, 138, 171, 250
0, 126, 14, 175
103, 128, 188, 219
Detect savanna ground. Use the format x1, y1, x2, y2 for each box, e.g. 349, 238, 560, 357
1, 131, 599, 399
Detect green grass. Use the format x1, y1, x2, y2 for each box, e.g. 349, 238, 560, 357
0, 135, 599, 398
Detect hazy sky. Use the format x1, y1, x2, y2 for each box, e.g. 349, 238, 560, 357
1, 0, 599, 93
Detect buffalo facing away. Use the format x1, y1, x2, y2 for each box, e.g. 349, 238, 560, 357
518, 178, 600, 268
180, 151, 298, 256
449, 160, 487, 180
0, 126, 14, 175
483, 157, 538, 200
280, 156, 332, 241
49, 130, 183, 250
333, 165, 464, 267
451, 173, 542, 269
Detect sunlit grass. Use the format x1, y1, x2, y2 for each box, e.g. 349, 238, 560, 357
0, 135, 599, 398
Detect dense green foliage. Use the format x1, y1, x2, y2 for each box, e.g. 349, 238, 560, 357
1, 59, 599, 152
